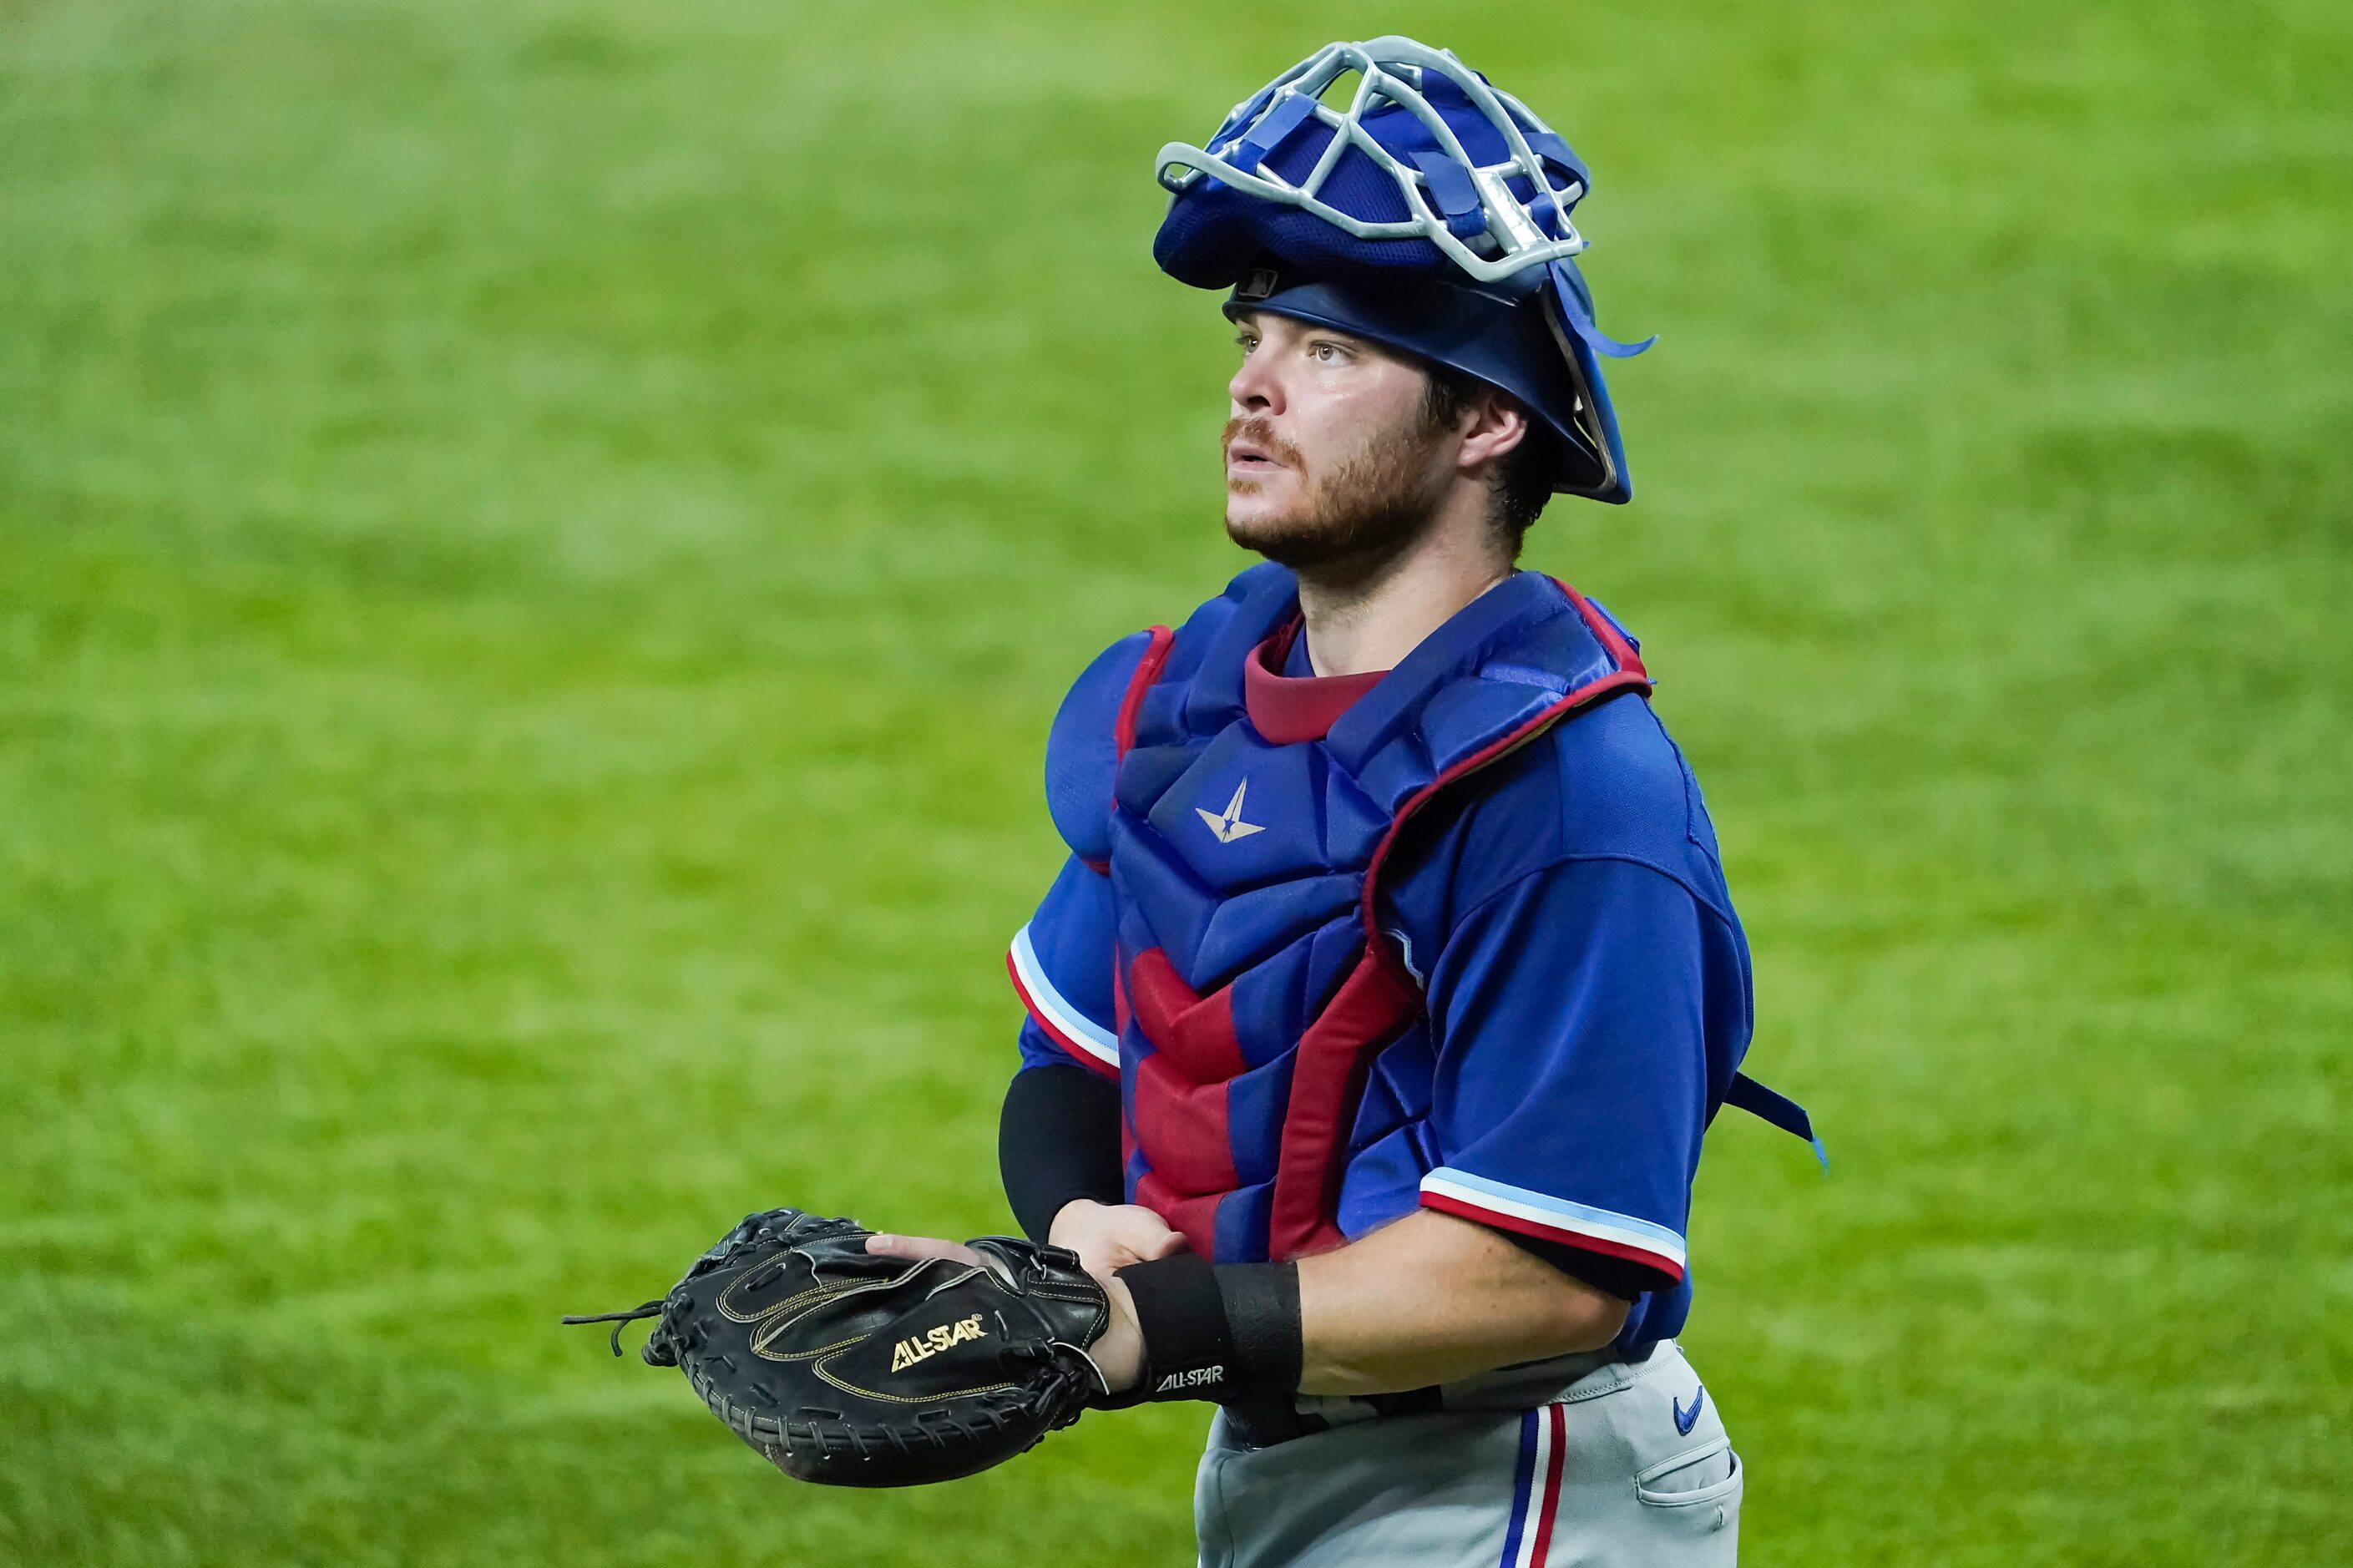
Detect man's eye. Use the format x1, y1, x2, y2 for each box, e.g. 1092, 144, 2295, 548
1312, 342, 1347, 364
1235, 334, 1259, 354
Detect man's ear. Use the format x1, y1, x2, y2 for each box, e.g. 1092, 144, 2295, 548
1455, 390, 1531, 473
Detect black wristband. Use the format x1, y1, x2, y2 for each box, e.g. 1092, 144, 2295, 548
1108, 1254, 1302, 1406
1112, 1252, 1233, 1403
1213, 1261, 1303, 1392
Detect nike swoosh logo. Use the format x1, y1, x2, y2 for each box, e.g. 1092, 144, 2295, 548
1673, 1385, 1707, 1435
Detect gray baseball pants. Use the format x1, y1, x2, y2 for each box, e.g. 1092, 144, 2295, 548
1192, 1341, 1741, 1567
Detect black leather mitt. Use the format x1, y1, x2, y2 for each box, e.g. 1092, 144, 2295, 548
564, 1208, 1113, 1487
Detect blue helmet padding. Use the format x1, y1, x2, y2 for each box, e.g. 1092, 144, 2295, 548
1409, 149, 1485, 235
1157, 87, 1582, 288
1231, 91, 1320, 170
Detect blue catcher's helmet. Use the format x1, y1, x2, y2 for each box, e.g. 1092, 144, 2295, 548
1153, 37, 1652, 504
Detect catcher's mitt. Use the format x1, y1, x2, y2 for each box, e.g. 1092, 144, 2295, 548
563, 1208, 1113, 1487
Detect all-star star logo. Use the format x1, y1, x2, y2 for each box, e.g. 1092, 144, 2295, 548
1195, 778, 1265, 845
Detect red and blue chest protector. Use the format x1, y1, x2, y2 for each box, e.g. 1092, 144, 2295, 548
1008, 564, 1812, 1353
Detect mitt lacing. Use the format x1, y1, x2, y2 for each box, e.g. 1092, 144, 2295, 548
561, 1299, 665, 1358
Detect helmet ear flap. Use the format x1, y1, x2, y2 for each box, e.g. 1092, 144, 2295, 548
1536, 295, 1625, 503
1536, 264, 1638, 503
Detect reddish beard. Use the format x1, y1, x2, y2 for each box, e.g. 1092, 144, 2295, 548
1222, 412, 1454, 571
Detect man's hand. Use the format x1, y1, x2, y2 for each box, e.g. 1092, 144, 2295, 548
866, 1229, 1147, 1394
1046, 1199, 1189, 1277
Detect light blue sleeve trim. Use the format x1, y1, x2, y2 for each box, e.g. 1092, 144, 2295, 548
1422, 1166, 1688, 1255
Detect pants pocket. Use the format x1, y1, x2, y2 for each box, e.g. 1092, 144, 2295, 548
1634, 1439, 1738, 1505
1634, 1442, 1743, 1550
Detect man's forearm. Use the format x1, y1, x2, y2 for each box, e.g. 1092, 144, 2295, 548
1293, 1208, 1629, 1396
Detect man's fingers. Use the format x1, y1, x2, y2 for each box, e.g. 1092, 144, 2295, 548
865, 1233, 984, 1268
1141, 1229, 1191, 1260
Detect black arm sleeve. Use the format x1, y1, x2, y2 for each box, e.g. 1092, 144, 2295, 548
998, 1063, 1125, 1242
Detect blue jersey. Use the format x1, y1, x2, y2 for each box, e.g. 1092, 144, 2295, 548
1007, 564, 1780, 1354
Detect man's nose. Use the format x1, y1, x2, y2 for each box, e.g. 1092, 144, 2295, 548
1228, 351, 1282, 415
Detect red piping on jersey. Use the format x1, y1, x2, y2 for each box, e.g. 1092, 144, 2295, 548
1418, 1190, 1687, 1282
1265, 583, 1653, 1259
1006, 948, 1119, 1081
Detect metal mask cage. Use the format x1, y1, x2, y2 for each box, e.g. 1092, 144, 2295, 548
1154, 36, 1591, 286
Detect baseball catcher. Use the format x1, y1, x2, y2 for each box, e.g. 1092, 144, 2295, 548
570, 35, 1820, 1563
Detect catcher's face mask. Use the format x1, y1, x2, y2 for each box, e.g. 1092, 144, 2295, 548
1153, 36, 1652, 504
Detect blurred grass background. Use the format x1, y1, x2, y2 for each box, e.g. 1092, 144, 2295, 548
3, 0, 2347, 1562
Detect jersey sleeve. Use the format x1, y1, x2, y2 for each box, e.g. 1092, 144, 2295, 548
1006, 629, 1155, 1079
1414, 857, 1747, 1287
1010, 856, 1121, 1076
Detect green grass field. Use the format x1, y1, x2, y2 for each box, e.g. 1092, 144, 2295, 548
3, 1, 2348, 1562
